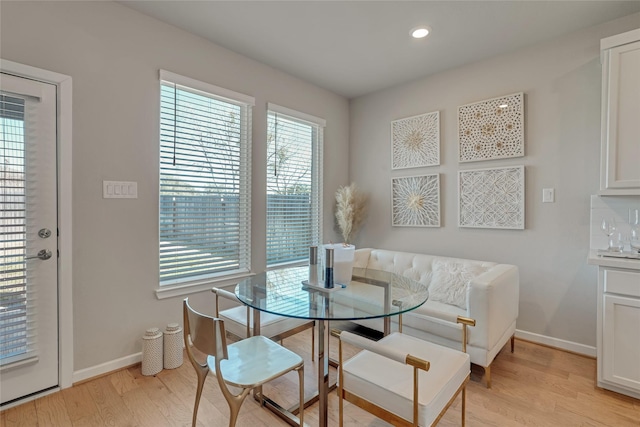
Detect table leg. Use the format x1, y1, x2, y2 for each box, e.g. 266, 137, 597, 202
317, 318, 329, 427
250, 300, 333, 427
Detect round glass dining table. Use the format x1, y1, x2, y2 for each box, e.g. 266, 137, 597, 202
235, 265, 429, 427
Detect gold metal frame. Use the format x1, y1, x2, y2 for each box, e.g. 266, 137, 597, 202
335, 314, 476, 427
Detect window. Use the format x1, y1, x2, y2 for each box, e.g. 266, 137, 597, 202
0, 94, 28, 364
266, 104, 324, 267
159, 71, 254, 286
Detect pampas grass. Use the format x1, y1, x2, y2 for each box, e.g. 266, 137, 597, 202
335, 183, 367, 244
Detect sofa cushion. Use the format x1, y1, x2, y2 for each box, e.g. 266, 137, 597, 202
428, 260, 489, 309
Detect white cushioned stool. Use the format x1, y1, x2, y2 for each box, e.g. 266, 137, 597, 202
336, 315, 475, 426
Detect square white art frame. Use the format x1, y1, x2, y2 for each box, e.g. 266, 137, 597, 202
458, 165, 525, 229
458, 92, 524, 163
392, 174, 440, 227
391, 111, 440, 169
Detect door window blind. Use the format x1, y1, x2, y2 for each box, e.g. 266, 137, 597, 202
266, 106, 323, 267
159, 72, 253, 285
0, 94, 34, 365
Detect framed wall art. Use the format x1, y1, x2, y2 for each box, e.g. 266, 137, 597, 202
392, 174, 440, 227
391, 111, 440, 169
458, 92, 524, 163
458, 165, 524, 229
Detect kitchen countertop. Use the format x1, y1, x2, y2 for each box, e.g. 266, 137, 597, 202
588, 250, 640, 270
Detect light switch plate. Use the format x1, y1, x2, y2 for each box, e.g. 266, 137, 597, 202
542, 188, 555, 203
103, 181, 138, 199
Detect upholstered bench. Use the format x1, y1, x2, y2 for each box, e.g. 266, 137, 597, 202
351, 248, 519, 387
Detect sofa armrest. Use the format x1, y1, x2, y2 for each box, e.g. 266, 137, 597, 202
354, 248, 373, 269
467, 265, 519, 350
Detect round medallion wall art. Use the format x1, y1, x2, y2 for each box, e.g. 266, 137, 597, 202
391, 174, 440, 227
391, 111, 440, 169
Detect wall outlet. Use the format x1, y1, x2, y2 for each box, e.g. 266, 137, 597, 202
542, 188, 555, 203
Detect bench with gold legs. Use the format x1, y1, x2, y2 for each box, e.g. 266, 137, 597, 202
335, 316, 475, 426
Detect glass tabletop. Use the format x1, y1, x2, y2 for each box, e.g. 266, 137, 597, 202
235, 266, 429, 321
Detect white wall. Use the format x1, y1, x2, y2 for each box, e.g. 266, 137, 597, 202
0, 1, 349, 373
349, 14, 640, 352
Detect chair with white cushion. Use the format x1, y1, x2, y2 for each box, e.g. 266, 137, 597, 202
212, 287, 315, 359
335, 315, 476, 426
183, 298, 304, 427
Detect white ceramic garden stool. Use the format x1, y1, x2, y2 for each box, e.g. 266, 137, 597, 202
141, 327, 163, 376
163, 323, 183, 369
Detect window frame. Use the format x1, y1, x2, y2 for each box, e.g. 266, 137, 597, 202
156, 70, 255, 299
266, 103, 324, 270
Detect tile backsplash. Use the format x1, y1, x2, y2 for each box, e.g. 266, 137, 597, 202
590, 195, 640, 251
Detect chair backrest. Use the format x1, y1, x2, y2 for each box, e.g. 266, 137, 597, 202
183, 298, 228, 361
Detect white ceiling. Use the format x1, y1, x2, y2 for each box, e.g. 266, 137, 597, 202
119, 1, 640, 98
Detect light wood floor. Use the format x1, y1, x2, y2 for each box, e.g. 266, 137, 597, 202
2, 330, 639, 426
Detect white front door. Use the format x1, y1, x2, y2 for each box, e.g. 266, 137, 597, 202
0, 73, 59, 405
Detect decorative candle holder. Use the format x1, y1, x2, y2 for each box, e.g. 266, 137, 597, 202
309, 246, 319, 286
324, 247, 334, 289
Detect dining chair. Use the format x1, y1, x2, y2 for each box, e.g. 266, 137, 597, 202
183, 298, 304, 427
335, 314, 476, 426
212, 287, 315, 360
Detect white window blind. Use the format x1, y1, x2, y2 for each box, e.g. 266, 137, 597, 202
266, 104, 323, 267
0, 94, 33, 365
159, 71, 253, 285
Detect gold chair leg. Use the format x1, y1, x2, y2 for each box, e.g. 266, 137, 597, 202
461, 386, 466, 427
485, 365, 492, 389
511, 334, 515, 353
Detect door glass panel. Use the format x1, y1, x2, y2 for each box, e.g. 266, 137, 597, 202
0, 94, 31, 366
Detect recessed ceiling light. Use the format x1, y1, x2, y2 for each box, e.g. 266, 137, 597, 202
499, 104, 508, 108
411, 27, 430, 39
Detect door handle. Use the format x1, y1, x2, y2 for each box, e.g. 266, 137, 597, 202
26, 249, 53, 261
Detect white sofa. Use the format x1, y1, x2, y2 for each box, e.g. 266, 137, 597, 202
351, 248, 519, 387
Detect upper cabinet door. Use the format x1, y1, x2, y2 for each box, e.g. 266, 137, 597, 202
600, 29, 640, 195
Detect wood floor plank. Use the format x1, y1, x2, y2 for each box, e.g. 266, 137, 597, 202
35, 392, 73, 427
130, 365, 193, 427
109, 368, 140, 396
0, 402, 37, 427
71, 412, 107, 427
120, 387, 170, 427
160, 361, 227, 426
85, 376, 136, 426
61, 383, 99, 422
2, 334, 639, 426
95, 403, 138, 427
87, 376, 126, 411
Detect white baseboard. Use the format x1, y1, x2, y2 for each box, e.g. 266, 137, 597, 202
515, 329, 596, 358
72, 352, 142, 384
69, 331, 595, 385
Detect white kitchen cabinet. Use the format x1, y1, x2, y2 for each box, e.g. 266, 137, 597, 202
597, 266, 640, 399
600, 29, 640, 195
